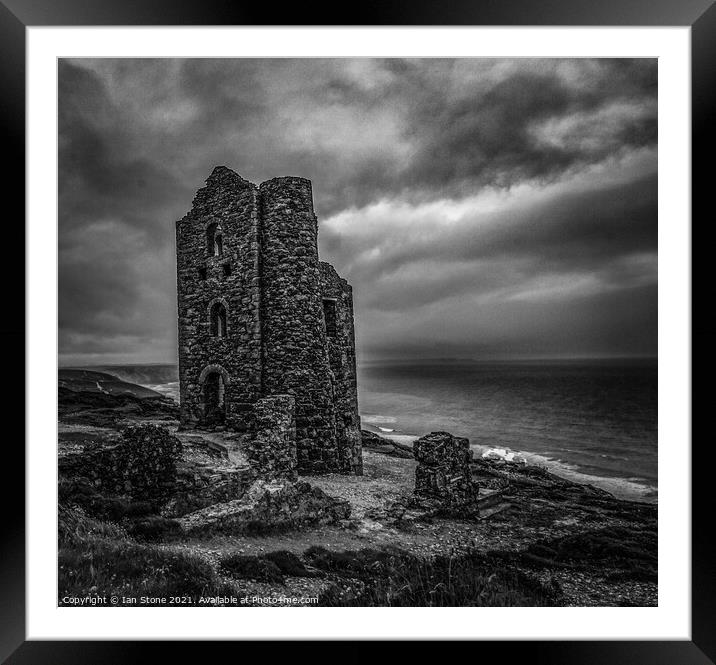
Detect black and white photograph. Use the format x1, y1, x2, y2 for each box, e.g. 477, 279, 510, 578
57, 57, 659, 609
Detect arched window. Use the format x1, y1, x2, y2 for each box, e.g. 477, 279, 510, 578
206, 223, 223, 257
210, 301, 227, 338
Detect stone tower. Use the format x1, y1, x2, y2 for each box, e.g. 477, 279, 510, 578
175, 166, 362, 475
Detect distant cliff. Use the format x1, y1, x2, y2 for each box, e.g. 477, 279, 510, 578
65, 364, 179, 387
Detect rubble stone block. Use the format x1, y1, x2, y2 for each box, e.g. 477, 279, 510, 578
412, 431, 480, 516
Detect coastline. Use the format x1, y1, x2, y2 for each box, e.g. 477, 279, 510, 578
57, 374, 658, 607
90, 373, 658, 505
362, 422, 657, 504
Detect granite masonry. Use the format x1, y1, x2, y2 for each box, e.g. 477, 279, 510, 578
58, 424, 183, 503
412, 431, 480, 515
176, 167, 362, 475
246, 395, 298, 482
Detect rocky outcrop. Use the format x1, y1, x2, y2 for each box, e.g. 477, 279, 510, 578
412, 431, 480, 516
163, 463, 255, 517
58, 386, 179, 427
178, 480, 351, 536
360, 430, 414, 459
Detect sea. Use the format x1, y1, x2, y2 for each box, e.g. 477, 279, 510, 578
95, 358, 658, 504
358, 359, 658, 503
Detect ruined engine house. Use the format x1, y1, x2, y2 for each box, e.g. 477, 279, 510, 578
175, 166, 362, 475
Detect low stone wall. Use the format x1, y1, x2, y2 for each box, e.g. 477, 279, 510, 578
163, 464, 255, 517
412, 431, 480, 516
178, 480, 351, 536
246, 395, 298, 481
59, 424, 183, 502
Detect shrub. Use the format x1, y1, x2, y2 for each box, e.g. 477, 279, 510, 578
59, 480, 159, 522
128, 517, 183, 542
525, 526, 657, 566
305, 546, 397, 578
307, 546, 561, 607
518, 526, 658, 583
263, 550, 315, 577
124, 501, 155, 517
58, 504, 237, 604
59, 540, 234, 601
59, 504, 127, 546
219, 554, 284, 583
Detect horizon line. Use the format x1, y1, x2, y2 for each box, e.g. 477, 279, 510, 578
59, 353, 658, 369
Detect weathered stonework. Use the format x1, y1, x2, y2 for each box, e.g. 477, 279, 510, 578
247, 395, 298, 481
412, 431, 480, 515
176, 166, 362, 475
58, 424, 183, 502
164, 465, 255, 518
319, 263, 363, 474
176, 167, 261, 432
178, 480, 352, 536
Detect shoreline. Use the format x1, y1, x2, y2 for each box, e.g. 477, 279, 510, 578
362, 422, 658, 505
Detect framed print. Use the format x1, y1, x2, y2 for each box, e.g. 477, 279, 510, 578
3, 0, 712, 661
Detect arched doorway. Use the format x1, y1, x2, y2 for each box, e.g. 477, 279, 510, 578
199, 365, 229, 426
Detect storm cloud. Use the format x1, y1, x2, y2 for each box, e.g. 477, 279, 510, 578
58, 58, 657, 364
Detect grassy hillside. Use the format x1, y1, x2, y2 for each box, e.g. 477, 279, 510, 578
59, 369, 165, 400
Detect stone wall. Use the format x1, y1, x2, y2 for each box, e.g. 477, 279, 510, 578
58, 424, 183, 502
319, 262, 363, 474
259, 177, 340, 474
164, 464, 255, 518
176, 166, 262, 430
246, 395, 298, 481
179, 480, 351, 536
413, 431, 479, 515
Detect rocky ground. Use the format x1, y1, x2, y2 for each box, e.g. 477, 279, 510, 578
57, 378, 657, 608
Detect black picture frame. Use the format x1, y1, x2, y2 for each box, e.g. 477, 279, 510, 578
2, 0, 710, 661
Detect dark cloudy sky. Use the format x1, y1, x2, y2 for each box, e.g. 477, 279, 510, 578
58, 58, 657, 366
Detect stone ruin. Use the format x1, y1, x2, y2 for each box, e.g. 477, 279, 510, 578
58, 424, 351, 536
412, 431, 480, 516
58, 424, 184, 504
175, 166, 362, 477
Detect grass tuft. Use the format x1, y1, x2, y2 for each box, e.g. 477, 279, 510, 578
58, 504, 237, 604
304, 546, 561, 607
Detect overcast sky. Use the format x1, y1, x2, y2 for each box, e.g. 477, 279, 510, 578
58, 58, 657, 366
